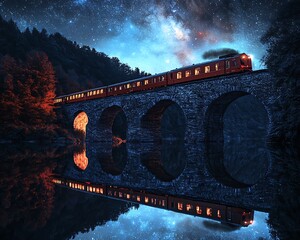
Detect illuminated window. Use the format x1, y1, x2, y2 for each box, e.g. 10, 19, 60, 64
153, 78, 156, 83
205, 66, 210, 73
151, 198, 157, 205
119, 192, 123, 197
93, 91, 96, 95
93, 187, 96, 192
217, 210, 222, 218
137, 81, 141, 87
144, 80, 149, 85
114, 87, 117, 91
186, 204, 193, 211
178, 202, 183, 210
177, 72, 182, 79
97, 90, 100, 94
145, 197, 149, 203
126, 194, 130, 199
127, 84, 131, 88
162, 200, 166, 206
206, 208, 212, 216
137, 196, 141, 202
185, 70, 191, 77
119, 86, 122, 90
196, 206, 202, 214
195, 67, 200, 75
100, 188, 103, 194
100, 89, 104, 94
215, 63, 219, 71
226, 60, 230, 69
161, 76, 165, 81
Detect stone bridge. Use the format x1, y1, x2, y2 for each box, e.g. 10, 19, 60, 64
61, 70, 279, 211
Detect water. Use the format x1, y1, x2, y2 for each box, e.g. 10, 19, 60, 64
0, 142, 298, 240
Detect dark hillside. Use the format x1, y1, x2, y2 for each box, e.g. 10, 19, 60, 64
0, 15, 149, 95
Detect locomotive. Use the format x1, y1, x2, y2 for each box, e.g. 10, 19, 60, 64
52, 177, 254, 227
54, 53, 252, 104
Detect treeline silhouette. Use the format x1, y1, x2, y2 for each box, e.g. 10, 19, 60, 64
0, 15, 149, 95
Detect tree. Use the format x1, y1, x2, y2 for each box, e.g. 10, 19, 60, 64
261, 0, 300, 143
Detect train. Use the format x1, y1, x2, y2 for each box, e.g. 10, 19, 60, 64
52, 177, 254, 227
54, 53, 252, 104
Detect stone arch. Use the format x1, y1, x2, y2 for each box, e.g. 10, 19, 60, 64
98, 105, 128, 142
205, 91, 270, 188
140, 99, 186, 142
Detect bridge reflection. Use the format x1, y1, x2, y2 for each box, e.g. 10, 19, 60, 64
52, 177, 254, 227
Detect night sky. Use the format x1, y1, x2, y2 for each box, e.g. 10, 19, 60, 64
0, 0, 283, 74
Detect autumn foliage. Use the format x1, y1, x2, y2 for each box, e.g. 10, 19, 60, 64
0, 51, 57, 140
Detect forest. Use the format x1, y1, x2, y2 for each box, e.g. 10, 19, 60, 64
0, 15, 149, 141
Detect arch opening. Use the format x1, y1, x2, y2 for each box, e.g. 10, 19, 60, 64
141, 100, 186, 142
99, 106, 127, 144
205, 92, 270, 188
141, 140, 186, 182
98, 143, 128, 176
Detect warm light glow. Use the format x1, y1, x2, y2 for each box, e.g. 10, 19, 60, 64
73, 112, 88, 134
73, 149, 88, 170
112, 136, 126, 147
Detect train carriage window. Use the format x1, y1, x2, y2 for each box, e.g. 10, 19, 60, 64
119, 192, 122, 197
196, 206, 202, 214
226, 60, 230, 69
195, 67, 200, 75
114, 87, 117, 91
162, 200, 166, 206
100, 89, 104, 94
137, 81, 141, 87
215, 63, 219, 71
126, 194, 130, 199
127, 83, 131, 88
185, 70, 191, 77
119, 86, 122, 90
137, 196, 141, 202
186, 204, 193, 211
93, 91, 96, 95
161, 76, 165, 81
178, 202, 183, 211
205, 66, 210, 73
97, 90, 100, 94
206, 208, 213, 217
233, 60, 237, 67
217, 210, 222, 218
145, 197, 149, 203
144, 80, 149, 85
177, 72, 182, 79
153, 78, 156, 83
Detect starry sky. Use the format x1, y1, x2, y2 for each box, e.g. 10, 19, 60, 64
0, 0, 283, 74
73, 205, 271, 240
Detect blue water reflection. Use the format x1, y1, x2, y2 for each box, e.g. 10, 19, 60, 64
73, 205, 271, 240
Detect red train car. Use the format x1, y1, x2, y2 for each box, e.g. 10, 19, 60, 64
106, 73, 168, 97
168, 196, 253, 227
167, 53, 252, 85
54, 53, 252, 105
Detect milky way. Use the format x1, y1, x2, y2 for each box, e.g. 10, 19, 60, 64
0, 0, 283, 73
